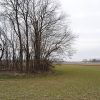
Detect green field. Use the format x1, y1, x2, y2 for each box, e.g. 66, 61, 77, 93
0, 64, 100, 100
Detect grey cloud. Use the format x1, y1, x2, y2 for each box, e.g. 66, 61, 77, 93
60, 0, 100, 61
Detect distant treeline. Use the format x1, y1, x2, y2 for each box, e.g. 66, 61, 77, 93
83, 59, 100, 62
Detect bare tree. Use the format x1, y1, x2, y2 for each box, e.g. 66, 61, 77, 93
0, 0, 75, 73
29, 0, 75, 72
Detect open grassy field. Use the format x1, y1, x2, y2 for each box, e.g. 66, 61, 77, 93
0, 64, 100, 100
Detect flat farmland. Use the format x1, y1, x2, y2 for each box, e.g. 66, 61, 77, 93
0, 64, 100, 100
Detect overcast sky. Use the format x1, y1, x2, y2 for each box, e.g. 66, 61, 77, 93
59, 0, 100, 61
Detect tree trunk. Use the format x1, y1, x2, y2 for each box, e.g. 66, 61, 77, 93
34, 21, 41, 72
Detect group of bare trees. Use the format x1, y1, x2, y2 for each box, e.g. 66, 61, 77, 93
0, 0, 75, 73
